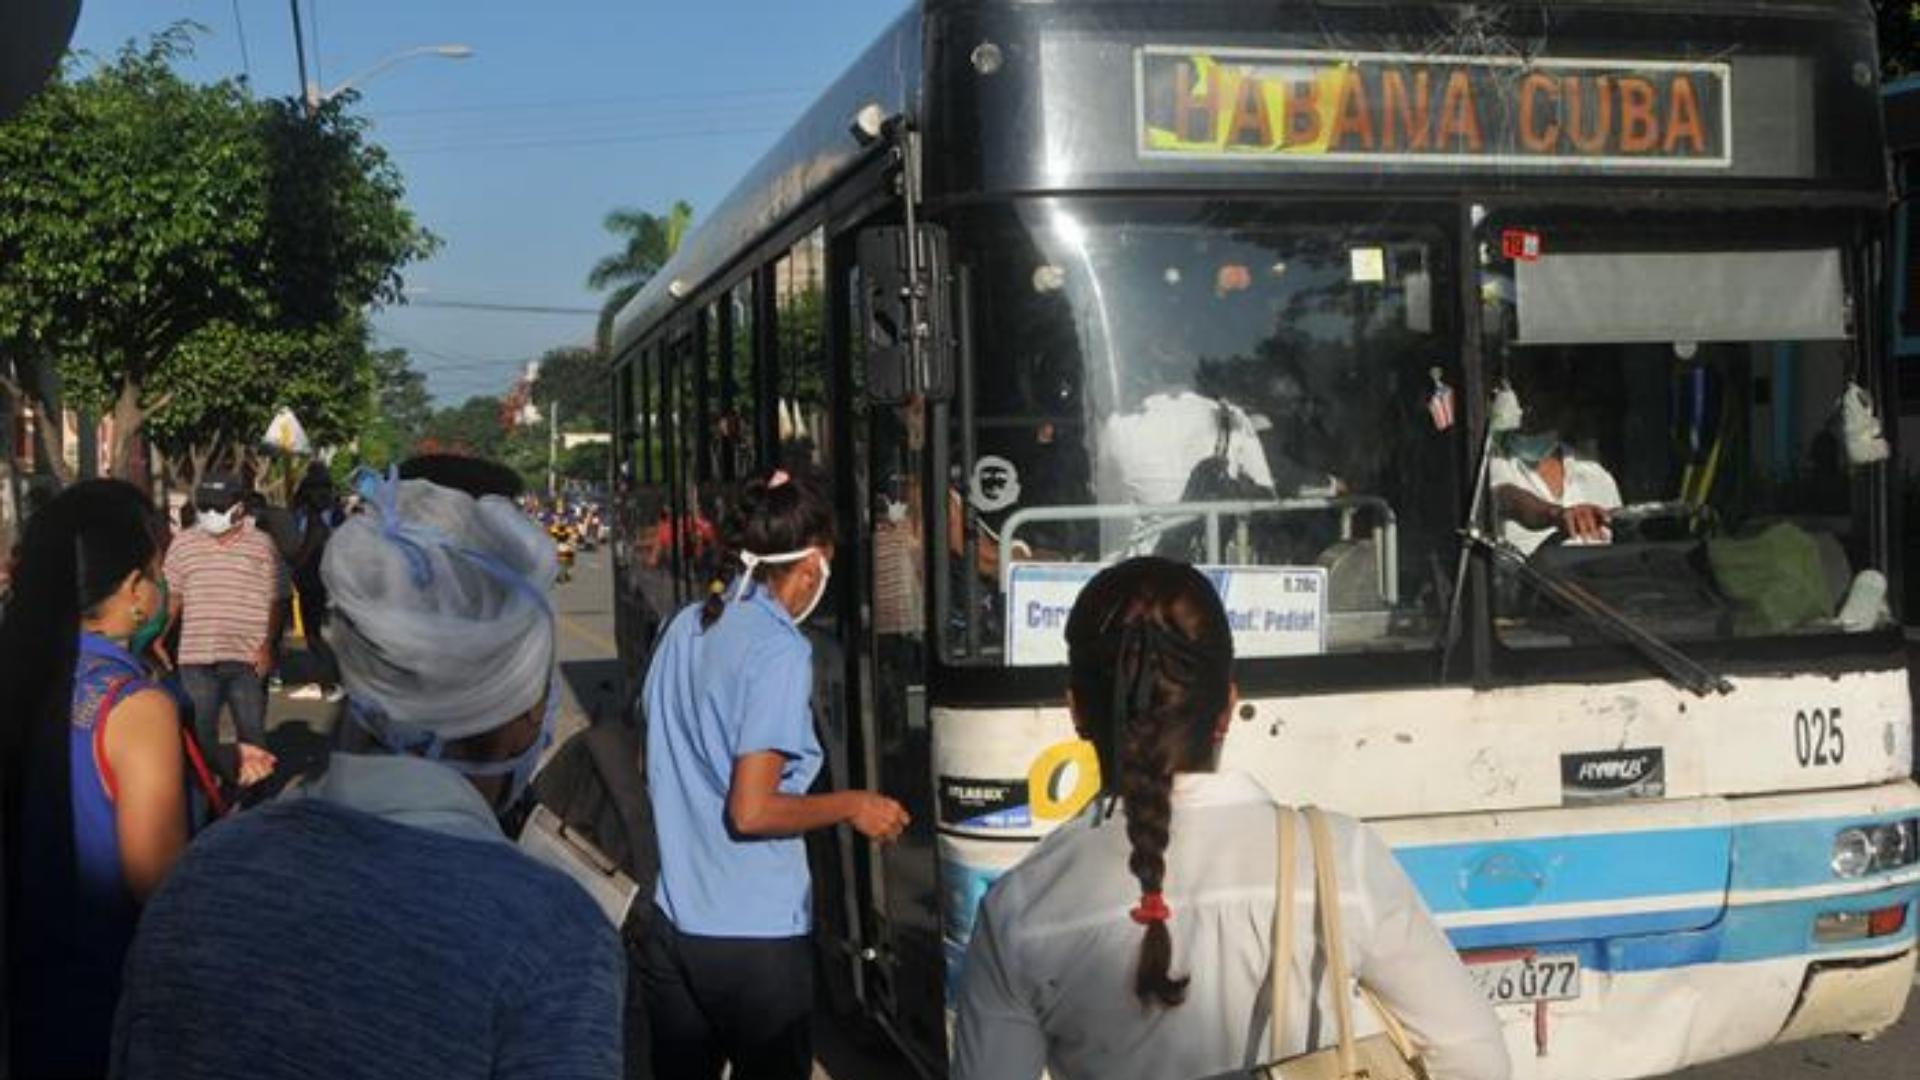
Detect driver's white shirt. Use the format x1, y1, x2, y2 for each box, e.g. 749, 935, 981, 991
1096, 392, 1275, 554
1488, 451, 1622, 557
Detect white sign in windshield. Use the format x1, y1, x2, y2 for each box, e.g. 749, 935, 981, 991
1004, 563, 1329, 667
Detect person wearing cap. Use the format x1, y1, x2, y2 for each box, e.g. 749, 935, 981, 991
112, 472, 622, 1079
164, 473, 283, 768
641, 466, 909, 1080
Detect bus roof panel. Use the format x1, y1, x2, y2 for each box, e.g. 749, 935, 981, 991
611, 10, 921, 358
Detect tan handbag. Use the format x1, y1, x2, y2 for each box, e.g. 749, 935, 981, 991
1252, 807, 1428, 1080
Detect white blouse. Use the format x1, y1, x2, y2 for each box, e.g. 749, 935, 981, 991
951, 771, 1511, 1080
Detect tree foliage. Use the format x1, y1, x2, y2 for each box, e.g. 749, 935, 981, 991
589, 199, 692, 353
145, 319, 373, 481
530, 345, 609, 431
356, 347, 432, 468
0, 27, 434, 481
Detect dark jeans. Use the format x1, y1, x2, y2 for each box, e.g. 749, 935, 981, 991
179, 662, 268, 751
640, 910, 813, 1080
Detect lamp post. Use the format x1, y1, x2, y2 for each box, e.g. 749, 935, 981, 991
304, 44, 474, 114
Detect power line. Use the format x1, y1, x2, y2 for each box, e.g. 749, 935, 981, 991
389, 123, 785, 155
406, 298, 599, 316
371, 85, 813, 118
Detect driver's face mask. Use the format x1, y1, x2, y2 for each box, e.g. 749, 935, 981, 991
1503, 430, 1561, 467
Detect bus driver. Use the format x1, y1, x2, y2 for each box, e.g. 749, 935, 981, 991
1488, 378, 1621, 558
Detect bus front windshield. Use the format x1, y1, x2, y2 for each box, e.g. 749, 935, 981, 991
1479, 212, 1882, 650
944, 199, 1463, 663
938, 201, 1888, 668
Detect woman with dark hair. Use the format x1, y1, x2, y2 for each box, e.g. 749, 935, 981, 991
952, 557, 1508, 1080
641, 467, 910, 1080
1, 480, 206, 1077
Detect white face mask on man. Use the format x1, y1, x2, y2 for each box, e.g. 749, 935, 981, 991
198, 506, 239, 535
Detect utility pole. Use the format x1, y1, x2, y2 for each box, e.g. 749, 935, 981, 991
548, 401, 559, 500
288, 0, 313, 116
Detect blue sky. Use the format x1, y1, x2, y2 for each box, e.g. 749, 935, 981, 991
68, 0, 909, 403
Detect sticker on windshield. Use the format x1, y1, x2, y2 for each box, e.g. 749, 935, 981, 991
1350, 246, 1386, 283
1005, 563, 1328, 666
969, 455, 1022, 513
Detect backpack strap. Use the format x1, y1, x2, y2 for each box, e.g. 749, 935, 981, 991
91, 676, 138, 802
92, 676, 230, 819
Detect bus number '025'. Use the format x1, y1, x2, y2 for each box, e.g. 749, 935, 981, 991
1793, 708, 1845, 768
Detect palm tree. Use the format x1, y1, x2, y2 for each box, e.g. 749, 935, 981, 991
589, 200, 693, 355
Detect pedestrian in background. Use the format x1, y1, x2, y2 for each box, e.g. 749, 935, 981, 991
112, 472, 621, 1079
641, 467, 909, 1080
244, 486, 297, 692
285, 463, 344, 703
952, 557, 1509, 1080
0, 480, 228, 1078
165, 473, 282, 777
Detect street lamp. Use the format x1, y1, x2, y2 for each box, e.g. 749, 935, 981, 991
305, 44, 473, 112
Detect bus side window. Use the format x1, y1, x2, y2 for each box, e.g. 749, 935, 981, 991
774, 228, 830, 472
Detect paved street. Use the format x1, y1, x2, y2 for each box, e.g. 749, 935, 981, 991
260, 546, 1916, 1079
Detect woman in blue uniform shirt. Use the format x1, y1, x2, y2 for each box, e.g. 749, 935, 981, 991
641, 467, 910, 1080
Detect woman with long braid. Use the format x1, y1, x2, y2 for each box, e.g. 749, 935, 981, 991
953, 557, 1509, 1080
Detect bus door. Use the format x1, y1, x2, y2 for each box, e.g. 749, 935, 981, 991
849, 220, 949, 1059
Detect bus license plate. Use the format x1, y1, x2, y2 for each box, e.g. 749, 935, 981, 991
1466, 954, 1582, 1005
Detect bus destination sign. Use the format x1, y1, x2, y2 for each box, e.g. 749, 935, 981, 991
1137, 47, 1731, 169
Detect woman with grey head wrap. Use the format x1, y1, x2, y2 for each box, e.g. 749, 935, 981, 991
323, 471, 560, 812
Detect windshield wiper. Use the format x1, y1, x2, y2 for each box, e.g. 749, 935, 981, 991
1460, 529, 1736, 698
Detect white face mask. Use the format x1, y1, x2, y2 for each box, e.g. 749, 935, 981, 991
736, 546, 831, 624
198, 506, 238, 535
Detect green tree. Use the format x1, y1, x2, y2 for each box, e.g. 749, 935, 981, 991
0, 27, 433, 482
356, 347, 432, 468
588, 199, 692, 353
558, 440, 610, 484
144, 319, 374, 486
419, 395, 510, 460
530, 345, 610, 431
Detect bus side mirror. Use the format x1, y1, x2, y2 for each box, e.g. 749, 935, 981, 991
857, 225, 952, 404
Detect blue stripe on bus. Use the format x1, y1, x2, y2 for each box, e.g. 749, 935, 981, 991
1395, 827, 1731, 917
1394, 810, 1919, 918
1445, 887, 1917, 973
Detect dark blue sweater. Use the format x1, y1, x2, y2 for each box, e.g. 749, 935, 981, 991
110, 798, 622, 1079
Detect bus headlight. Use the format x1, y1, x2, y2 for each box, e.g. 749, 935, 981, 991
1831, 829, 1875, 878
1870, 821, 1915, 868
1830, 820, 1919, 878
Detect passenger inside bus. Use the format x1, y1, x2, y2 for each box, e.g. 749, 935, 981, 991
945, 205, 1463, 659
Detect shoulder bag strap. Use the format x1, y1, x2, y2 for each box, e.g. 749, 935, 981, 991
91, 676, 137, 802
1306, 806, 1360, 1075
1269, 806, 1298, 1060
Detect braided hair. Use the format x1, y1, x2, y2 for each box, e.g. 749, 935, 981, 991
1065, 557, 1234, 1009
698, 466, 835, 630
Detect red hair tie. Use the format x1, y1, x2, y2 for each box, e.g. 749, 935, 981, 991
1130, 892, 1172, 925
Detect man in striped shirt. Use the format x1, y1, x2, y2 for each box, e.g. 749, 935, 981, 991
165, 473, 283, 761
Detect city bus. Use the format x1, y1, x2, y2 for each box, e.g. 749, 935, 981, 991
606, 2, 1918, 1076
